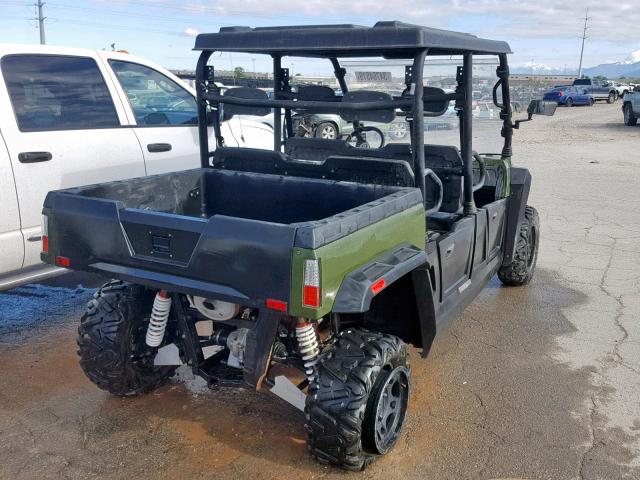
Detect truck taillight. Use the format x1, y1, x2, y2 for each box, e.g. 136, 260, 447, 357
42, 214, 49, 253
303, 259, 321, 308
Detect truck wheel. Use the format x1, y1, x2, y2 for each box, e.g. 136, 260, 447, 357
498, 206, 540, 286
566, 98, 573, 107
77, 280, 177, 396
315, 122, 338, 140
623, 103, 637, 126
607, 92, 616, 104
306, 329, 409, 471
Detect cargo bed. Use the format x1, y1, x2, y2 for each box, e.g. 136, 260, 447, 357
42, 168, 424, 313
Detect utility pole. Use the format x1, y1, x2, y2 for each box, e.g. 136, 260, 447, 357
578, 8, 589, 79
35, 0, 46, 45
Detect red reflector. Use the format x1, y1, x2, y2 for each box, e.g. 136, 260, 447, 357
266, 298, 287, 312
54, 256, 70, 267
42, 235, 49, 253
303, 285, 320, 308
371, 278, 386, 295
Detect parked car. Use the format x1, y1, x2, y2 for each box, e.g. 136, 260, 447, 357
543, 86, 594, 107
0, 44, 272, 290
622, 87, 640, 126
572, 78, 618, 103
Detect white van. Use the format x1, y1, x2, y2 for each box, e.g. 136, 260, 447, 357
0, 44, 272, 289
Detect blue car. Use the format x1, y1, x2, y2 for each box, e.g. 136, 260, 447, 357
543, 86, 594, 107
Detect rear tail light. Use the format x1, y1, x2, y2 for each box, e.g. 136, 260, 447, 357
303, 259, 321, 308
41, 214, 49, 253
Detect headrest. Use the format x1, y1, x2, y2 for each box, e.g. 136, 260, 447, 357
296, 85, 336, 100
340, 90, 395, 123
221, 87, 270, 120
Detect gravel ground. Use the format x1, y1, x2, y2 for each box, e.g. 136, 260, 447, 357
0, 102, 639, 480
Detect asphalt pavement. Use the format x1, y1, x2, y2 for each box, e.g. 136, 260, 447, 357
0, 102, 638, 479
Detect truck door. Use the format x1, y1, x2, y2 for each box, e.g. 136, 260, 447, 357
0, 52, 146, 269
0, 133, 24, 273
105, 58, 243, 176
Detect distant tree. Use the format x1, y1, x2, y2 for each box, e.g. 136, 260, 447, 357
234, 66, 246, 78
593, 74, 608, 81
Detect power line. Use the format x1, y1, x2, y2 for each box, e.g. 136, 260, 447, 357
577, 8, 589, 79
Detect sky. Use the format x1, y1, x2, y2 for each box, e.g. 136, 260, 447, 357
0, 0, 639, 75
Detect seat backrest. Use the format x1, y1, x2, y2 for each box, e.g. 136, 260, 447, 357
213, 147, 414, 187
284, 138, 463, 212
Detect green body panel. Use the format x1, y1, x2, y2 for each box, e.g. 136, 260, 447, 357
290, 203, 426, 319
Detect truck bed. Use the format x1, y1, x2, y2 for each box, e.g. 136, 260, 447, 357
42, 168, 424, 311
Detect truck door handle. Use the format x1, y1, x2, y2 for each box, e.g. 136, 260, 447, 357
147, 143, 172, 153
445, 244, 455, 257
18, 151, 52, 163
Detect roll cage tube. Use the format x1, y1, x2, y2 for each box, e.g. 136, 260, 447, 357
461, 53, 476, 215
412, 49, 428, 209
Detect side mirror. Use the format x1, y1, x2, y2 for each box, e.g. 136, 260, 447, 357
514, 99, 556, 129
527, 99, 557, 117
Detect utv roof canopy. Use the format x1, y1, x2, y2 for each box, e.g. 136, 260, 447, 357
193, 21, 512, 57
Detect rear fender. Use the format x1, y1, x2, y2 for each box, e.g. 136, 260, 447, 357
332, 244, 427, 314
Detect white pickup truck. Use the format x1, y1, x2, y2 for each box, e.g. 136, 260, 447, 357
622, 87, 640, 126
0, 44, 272, 290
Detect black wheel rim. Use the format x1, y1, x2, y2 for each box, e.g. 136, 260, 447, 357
527, 226, 537, 269
372, 366, 409, 453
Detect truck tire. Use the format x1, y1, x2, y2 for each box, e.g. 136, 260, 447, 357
607, 92, 616, 104
623, 103, 637, 126
498, 206, 540, 286
77, 280, 177, 396
566, 98, 573, 107
306, 329, 410, 471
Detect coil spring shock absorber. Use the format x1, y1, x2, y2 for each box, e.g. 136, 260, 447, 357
146, 290, 172, 347
295, 320, 319, 383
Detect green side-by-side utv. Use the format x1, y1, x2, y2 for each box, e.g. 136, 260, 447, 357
41, 22, 555, 469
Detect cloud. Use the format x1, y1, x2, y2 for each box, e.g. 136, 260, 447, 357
627, 50, 640, 64
182, 27, 199, 37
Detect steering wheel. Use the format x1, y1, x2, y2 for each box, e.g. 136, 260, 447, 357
346, 126, 385, 149
472, 153, 487, 192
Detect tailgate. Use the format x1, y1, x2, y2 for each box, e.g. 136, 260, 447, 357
42, 192, 296, 307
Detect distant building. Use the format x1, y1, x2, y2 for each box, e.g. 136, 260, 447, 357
510, 74, 576, 84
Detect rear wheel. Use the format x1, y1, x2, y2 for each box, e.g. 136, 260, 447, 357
498, 206, 540, 286
77, 280, 177, 396
306, 329, 409, 470
315, 122, 338, 140
623, 103, 637, 126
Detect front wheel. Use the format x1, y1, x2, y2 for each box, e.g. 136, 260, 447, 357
623, 104, 637, 126
306, 330, 409, 470
589, 98, 594, 106
607, 92, 616, 104
77, 280, 177, 396
566, 98, 573, 107
315, 122, 338, 140
498, 206, 540, 286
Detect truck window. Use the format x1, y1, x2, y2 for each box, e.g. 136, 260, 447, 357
109, 60, 198, 126
1, 55, 119, 132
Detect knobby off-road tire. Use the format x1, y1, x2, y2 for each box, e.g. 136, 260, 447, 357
623, 103, 637, 126
306, 329, 410, 471
498, 205, 540, 286
77, 280, 177, 396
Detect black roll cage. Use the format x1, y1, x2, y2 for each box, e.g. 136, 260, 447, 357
195, 50, 514, 216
